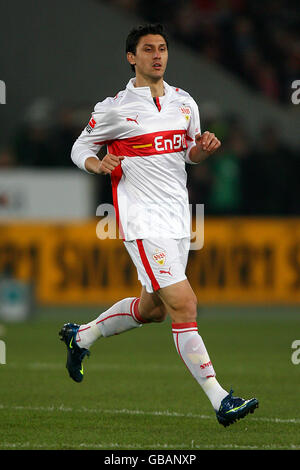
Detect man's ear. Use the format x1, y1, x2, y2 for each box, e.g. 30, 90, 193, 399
126, 52, 136, 67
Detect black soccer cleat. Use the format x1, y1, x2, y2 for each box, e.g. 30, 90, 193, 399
216, 389, 259, 427
59, 323, 90, 383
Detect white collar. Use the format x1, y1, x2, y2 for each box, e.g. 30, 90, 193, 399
126, 77, 173, 100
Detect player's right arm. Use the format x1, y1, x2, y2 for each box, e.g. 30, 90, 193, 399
84, 154, 124, 175
71, 98, 123, 175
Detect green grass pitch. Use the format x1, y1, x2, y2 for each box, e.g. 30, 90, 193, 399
0, 305, 300, 450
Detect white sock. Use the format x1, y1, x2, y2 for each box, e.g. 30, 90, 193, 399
172, 322, 228, 411
76, 297, 146, 349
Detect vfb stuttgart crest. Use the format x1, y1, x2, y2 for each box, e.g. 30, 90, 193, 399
152, 249, 166, 266
180, 106, 191, 121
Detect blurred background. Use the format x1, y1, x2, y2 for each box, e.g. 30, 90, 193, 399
0, 0, 300, 320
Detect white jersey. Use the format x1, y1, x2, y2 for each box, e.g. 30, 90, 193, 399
71, 78, 201, 241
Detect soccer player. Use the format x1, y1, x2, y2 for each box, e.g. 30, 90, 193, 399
59, 24, 258, 427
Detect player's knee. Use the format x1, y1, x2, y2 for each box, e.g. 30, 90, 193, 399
139, 303, 167, 323
168, 294, 198, 323
151, 305, 168, 323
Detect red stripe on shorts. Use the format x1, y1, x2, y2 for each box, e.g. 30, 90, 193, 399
136, 240, 160, 291
110, 164, 125, 240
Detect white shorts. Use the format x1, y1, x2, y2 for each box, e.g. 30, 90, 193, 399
124, 237, 190, 293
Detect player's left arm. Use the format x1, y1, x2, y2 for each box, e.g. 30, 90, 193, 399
185, 96, 221, 164
188, 131, 221, 163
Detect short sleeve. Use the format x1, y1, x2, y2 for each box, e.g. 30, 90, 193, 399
185, 99, 201, 165
71, 98, 118, 172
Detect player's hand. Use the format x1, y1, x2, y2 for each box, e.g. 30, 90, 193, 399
195, 131, 221, 155
98, 154, 125, 175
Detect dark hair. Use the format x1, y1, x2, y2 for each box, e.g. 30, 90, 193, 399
126, 23, 169, 72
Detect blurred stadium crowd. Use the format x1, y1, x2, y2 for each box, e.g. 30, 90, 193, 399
108, 0, 300, 103
0, 0, 299, 216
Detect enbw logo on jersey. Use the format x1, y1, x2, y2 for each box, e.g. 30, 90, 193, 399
154, 133, 187, 152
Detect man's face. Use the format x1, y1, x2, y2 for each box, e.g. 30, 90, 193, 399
127, 34, 168, 81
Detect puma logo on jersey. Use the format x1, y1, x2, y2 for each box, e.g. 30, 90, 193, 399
126, 115, 139, 125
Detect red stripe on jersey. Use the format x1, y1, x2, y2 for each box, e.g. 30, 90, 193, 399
105, 129, 187, 157
136, 240, 160, 291
110, 164, 125, 240
154, 97, 161, 112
